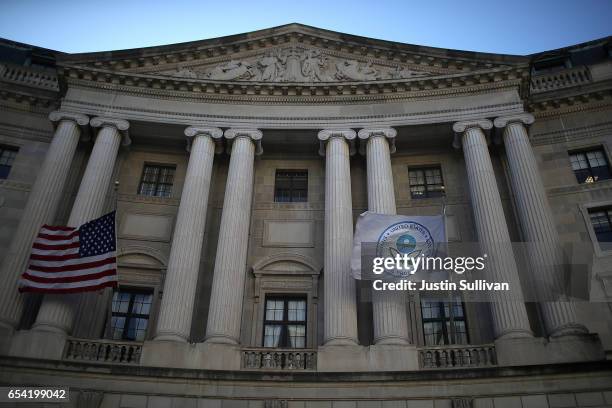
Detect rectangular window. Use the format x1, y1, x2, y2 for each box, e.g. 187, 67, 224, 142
421, 295, 468, 346
569, 148, 611, 184
588, 207, 612, 251
263, 296, 306, 348
409, 166, 445, 199
110, 289, 153, 341
274, 170, 308, 202
0, 145, 18, 179
138, 164, 176, 197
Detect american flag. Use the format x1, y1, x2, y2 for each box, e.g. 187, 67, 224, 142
19, 211, 117, 293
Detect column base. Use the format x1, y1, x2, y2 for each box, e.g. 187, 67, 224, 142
373, 336, 411, 346
153, 333, 188, 343
140, 340, 241, 370
495, 333, 605, 366
317, 343, 419, 372
549, 323, 589, 338
8, 329, 67, 360
204, 334, 239, 345
324, 337, 359, 346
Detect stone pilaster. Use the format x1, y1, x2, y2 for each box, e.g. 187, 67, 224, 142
154, 127, 222, 342
494, 114, 588, 337
205, 129, 261, 344
358, 128, 410, 345
318, 129, 359, 345
32, 117, 129, 335
0, 112, 88, 335
453, 120, 532, 339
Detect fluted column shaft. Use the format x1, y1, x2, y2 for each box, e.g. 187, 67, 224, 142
32, 118, 127, 334
496, 115, 587, 337
454, 120, 532, 339
205, 129, 261, 344
155, 127, 221, 342
319, 129, 358, 345
359, 128, 410, 345
0, 112, 88, 331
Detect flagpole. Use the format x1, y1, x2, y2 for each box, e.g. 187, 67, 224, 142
104, 180, 120, 339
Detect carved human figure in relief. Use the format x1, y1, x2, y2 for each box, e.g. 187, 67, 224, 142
389, 65, 427, 79
335, 60, 379, 81
206, 60, 254, 80
259, 50, 284, 81
282, 47, 309, 82
301, 50, 328, 81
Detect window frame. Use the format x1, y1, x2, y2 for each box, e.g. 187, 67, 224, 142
109, 287, 154, 342
420, 294, 469, 346
137, 163, 177, 198
262, 294, 307, 349
274, 169, 308, 203
581, 201, 612, 257
0, 144, 19, 179
408, 165, 446, 199
568, 147, 612, 184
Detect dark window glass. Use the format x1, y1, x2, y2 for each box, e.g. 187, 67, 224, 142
569, 148, 611, 184
138, 164, 176, 197
409, 167, 445, 199
589, 207, 612, 251
274, 170, 308, 202
421, 295, 468, 346
263, 296, 306, 348
111, 289, 153, 341
0, 145, 18, 179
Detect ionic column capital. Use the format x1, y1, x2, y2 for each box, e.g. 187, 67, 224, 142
357, 127, 397, 154
493, 113, 535, 129
49, 111, 89, 127
90, 116, 131, 146
317, 128, 356, 156
224, 128, 263, 155
452, 119, 493, 149
184, 126, 224, 153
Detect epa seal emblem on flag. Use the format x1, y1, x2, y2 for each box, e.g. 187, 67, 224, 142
376, 221, 436, 277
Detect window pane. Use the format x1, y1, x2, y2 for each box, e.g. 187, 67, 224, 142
110, 316, 125, 340
409, 166, 444, 199
139, 164, 176, 197
274, 170, 308, 202
265, 300, 284, 321
263, 325, 282, 347
288, 300, 306, 321
423, 321, 444, 346
288, 325, 306, 348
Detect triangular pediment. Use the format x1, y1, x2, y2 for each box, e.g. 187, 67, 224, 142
59, 24, 527, 85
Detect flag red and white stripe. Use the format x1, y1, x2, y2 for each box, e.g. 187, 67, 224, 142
19, 212, 117, 294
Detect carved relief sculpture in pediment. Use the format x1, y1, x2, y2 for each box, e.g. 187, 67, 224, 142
166, 46, 430, 83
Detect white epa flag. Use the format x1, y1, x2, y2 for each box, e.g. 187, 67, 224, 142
351, 211, 447, 280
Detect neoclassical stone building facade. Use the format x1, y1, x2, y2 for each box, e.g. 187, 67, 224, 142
1, 24, 612, 407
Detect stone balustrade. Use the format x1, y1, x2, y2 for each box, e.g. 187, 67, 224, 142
242, 348, 317, 370
63, 338, 142, 365
418, 344, 497, 369
0, 62, 59, 91
531, 66, 591, 93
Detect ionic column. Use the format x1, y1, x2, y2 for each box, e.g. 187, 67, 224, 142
453, 120, 532, 339
205, 129, 262, 344
0, 112, 88, 332
494, 114, 587, 337
155, 127, 222, 342
32, 117, 129, 334
318, 129, 359, 345
358, 128, 410, 345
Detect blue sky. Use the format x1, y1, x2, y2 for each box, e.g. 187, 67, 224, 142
1, 0, 611, 55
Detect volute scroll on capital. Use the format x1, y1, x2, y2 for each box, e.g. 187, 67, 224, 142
493, 113, 535, 129
224, 128, 263, 155
317, 129, 357, 157
89, 116, 131, 146
184, 126, 224, 154
49, 111, 89, 128
357, 127, 397, 155
452, 119, 493, 149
